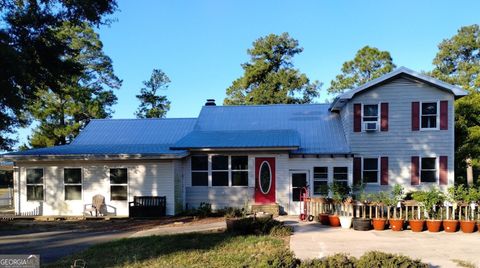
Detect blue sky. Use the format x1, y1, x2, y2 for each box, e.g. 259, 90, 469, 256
15, 0, 480, 147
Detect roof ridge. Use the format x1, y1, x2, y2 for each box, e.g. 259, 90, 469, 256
202, 103, 330, 108
90, 117, 197, 121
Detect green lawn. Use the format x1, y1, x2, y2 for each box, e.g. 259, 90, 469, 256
46, 232, 294, 268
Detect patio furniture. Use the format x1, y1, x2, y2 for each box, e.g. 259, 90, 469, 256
129, 196, 166, 217
84, 194, 107, 217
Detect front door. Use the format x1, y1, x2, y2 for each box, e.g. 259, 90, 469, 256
254, 157, 276, 203
290, 171, 309, 215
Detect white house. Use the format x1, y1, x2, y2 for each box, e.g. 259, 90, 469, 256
0, 67, 468, 216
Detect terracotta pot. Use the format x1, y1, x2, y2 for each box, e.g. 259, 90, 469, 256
353, 218, 371, 231
460, 220, 476, 233
409, 219, 425, 232
426, 220, 442, 232
328, 215, 341, 227
389, 219, 404, 231
319, 213, 330, 225
372, 218, 386, 231
443, 219, 458, 233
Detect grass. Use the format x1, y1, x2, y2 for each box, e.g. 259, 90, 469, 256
46, 232, 294, 268
452, 259, 477, 268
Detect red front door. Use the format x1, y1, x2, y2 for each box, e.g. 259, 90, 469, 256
255, 157, 276, 203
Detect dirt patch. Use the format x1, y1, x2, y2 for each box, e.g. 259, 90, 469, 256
0, 216, 225, 234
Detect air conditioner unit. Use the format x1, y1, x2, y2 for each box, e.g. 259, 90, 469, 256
364, 122, 378, 132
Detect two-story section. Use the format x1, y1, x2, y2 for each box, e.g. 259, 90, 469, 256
331, 67, 468, 192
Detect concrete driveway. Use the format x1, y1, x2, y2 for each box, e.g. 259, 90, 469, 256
285, 218, 480, 268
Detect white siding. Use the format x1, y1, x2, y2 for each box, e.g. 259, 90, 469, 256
342, 78, 455, 191
15, 160, 177, 216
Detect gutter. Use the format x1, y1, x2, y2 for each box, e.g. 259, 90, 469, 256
0, 152, 190, 161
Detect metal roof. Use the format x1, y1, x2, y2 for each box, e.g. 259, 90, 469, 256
330, 66, 469, 111
172, 130, 301, 150
3, 118, 196, 159
180, 104, 350, 154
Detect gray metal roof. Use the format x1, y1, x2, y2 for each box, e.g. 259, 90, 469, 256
181, 104, 350, 154
330, 66, 469, 111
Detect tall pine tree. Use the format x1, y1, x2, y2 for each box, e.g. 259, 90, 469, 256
27, 22, 121, 148
224, 33, 321, 105
135, 69, 171, 118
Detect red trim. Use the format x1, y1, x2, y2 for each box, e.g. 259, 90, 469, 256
353, 157, 361, 185
354, 104, 361, 132
440, 100, 448, 130
439, 156, 448, 185
412, 102, 420, 131
380, 103, 389, 131
380, 157, 389, 185
411, 156, 420, 185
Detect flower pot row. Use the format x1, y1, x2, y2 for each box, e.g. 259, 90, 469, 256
319, 214, 480, 233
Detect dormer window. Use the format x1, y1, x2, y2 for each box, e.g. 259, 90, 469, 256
421, 102, 438, 129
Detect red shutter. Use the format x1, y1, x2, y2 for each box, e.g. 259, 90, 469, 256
440, 100, 448, 130
353, 157, 361, 185
380, 157, 389, 185
439, 156, 448, 185
380, 103, 389, 131
412, 102, 419, 131
354, 104, 361, 132
411, 156, 420, 185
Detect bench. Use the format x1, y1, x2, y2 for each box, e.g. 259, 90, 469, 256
129, 196, 166, 217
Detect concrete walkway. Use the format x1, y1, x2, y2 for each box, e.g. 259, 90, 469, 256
283, 217, 480, 268
0, 220, 226, 264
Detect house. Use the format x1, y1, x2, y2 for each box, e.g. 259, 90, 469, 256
0, 67, 468, 216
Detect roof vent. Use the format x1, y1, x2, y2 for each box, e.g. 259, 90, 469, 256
205, 99, 216, 106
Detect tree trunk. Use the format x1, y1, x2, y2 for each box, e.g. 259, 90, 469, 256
466, 158, 473, 186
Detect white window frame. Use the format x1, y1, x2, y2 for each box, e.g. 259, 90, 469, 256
420, 101, 440, 131
109, 167, 129, 201
63, 167, 83, 201
211, 155, 229, 187
191, 155, 209, 186
313, 166, 329, 196
333, 166, 349, 186
191, 155, 249, 187
361, 103, 380, 132
230, 156, 249, 187
362, 157, 380, 185
26, 168, 44, 201
419, 156, 439, 184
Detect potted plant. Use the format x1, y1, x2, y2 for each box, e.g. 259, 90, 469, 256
329, 182, 350, 227
317, 184, 331, 225
409, 192, 426, 232
370, 191, 389, 231
352, 185, 371, 231
444, 185, 461, 233
412, 188, 445, 232
387, 184, 405, 231
458, 186, 478, 233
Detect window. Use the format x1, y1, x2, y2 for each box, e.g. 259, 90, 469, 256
333, 167, 348, 187
421, 102, 438, 129
363, 158, 379, 184
26, 168, 44, 201
64, 168, 82, 200
212, 155, 229, 186
110, 168, 128, 200
421, 157, 437, 183
191, 156, 208, 186
231, 156, 248, 186
191, 155, 249, 187
363, 104, 378, 123
313, 167, 328, 195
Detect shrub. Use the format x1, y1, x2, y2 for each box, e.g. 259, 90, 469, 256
299, 253, 356, 268
260, 248, 299, 268
355, 251, 428, 268
226, 217, 292, 236
195, 202, 212, 218
221, 207, 243, 218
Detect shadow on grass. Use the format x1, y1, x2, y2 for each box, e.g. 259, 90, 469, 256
45, 231, 291, 268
